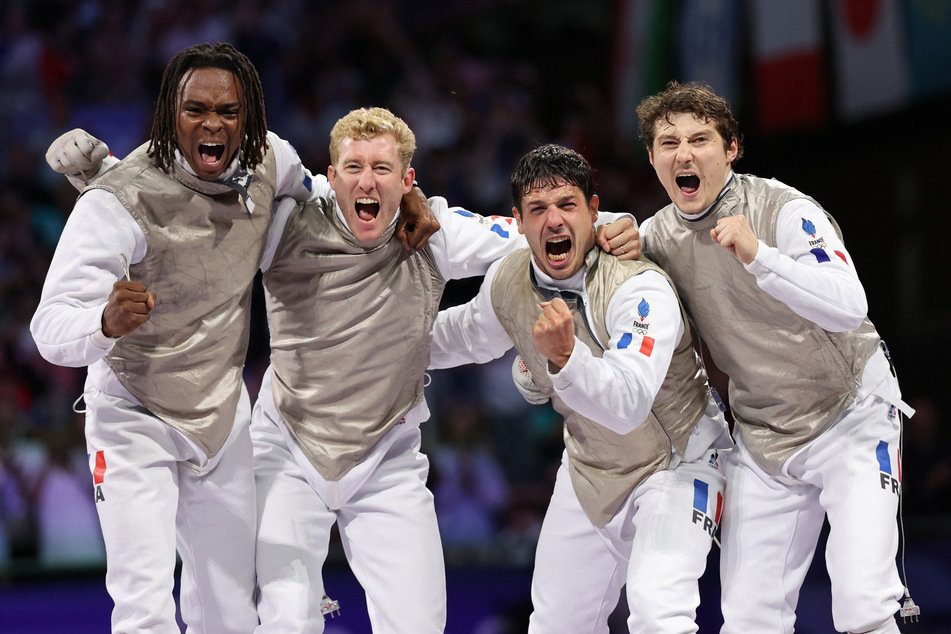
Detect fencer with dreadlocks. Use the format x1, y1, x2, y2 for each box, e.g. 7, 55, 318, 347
31, 43, 433, 633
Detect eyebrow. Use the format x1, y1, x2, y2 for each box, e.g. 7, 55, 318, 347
181, 99, 241, 109
655, 127, 714, 142
527, 192, 577, 208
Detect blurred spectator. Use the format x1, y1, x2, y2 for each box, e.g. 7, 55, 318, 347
36, 421, 106, 567
902, 396, 951, 515
429, 391, 510, 549
0, 374, 41, 563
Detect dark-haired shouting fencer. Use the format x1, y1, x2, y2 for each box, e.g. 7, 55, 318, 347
429, 144, 732, 634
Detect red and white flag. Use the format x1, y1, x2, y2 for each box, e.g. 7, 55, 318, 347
750, 0, 827, 134
829, 0, 910, 121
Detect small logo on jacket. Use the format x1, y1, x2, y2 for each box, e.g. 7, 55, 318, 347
616, 298, 655, 357
633, 298, 651, 334
802, 218, 847, 264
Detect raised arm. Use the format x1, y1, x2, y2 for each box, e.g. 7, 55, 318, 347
546, 271, 684, 435
714, 199, 869, 332
30, 191, 147, 367
46, 128, 118, 190
429, 260, 514, 369
428, 201, 641, 281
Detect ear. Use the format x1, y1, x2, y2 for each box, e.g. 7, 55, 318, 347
402, 167, 415, 194
328, 165, 336, 188
726, 137, 738, 164
647, 148, 655, 167
588, 194, 600, 224
512, 206, 525, 235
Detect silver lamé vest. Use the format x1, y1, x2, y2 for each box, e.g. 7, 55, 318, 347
264, 197, 446, 481
490, 248, 710, 527
88, 143, 278, 458
643, 173, 881, 475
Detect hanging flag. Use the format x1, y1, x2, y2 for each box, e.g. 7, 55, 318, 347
676, 0, 744, 110
611, 0, 673, 139
750, 0, 827, 134
904, 0, 951, 100
829, 0, 911, 121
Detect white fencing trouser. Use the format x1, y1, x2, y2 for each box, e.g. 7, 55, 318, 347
528, 448, 725, 634
719, 380, 905, 634
252, 405, 446, 633
84, 384, 258, 634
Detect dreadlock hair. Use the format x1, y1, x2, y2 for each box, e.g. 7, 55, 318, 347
148, 42, 268, 174
511, 144, 595, 211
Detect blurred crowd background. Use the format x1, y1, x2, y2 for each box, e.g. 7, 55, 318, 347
1, 0, 950, 631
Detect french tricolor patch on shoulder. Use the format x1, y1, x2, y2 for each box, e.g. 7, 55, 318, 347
639, 336, 655, 357
618, 333, 654, 356
810, 248, 850, 265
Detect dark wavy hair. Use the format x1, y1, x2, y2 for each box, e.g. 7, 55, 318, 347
148, 42, 267, 173
511, 144, 595, 210
635, 80, 744, 164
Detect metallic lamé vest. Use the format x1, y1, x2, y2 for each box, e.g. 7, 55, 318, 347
643, 173, 881, 475
89, 143, 278, 458
264, 197, 446, 480
490, 248, 709, 527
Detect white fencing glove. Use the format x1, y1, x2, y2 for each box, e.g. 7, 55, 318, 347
511, 354, 549, 405
46, 128, 110, 183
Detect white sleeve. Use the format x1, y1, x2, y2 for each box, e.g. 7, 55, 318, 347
550, 270, 683, 435
427, 202, 526, 280
744, 198, 868, 332
596, 210, 638, 228
30, 189, 145, 367
268, 131, 333, 201
429, 260, 515, 368
65, 155, 120, 191
427, 206, 637, 281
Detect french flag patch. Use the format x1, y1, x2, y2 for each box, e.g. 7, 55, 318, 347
93, 450, 106, 484
639, 336, 655, 357
618, 333, 654, 357
810, 248, 849, 265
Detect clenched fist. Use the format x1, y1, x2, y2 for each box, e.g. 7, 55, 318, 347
532, 298, 575, 372
46, 128, 110, 181
102, 281, 156, 338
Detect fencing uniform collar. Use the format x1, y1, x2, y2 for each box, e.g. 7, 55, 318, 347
174, 149, 256, 214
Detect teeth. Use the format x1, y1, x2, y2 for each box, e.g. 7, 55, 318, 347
356, 197, 377, 204
547, 236, 570, 263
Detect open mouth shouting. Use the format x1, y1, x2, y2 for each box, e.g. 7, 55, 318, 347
546, 235, 572, 265
676, 172, 700, 196
355, 197, 380, 222
199, 142, 225, 167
